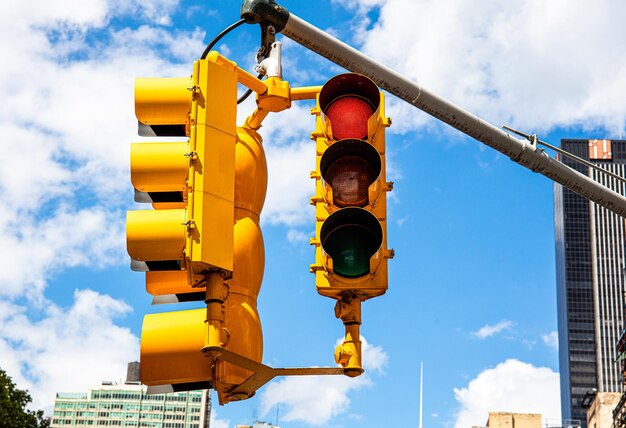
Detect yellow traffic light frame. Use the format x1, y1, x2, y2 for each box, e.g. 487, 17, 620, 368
130, 58, 392, 405
305, 73, 394, 375
309, 81, 394, 301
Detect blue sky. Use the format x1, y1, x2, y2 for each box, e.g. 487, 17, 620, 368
1, 0, 626, 427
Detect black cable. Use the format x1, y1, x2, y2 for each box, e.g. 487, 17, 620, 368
237, 73, 265, 104
238, 88, 255, 104
200, 18, 246, 60
200, 20, 266, 105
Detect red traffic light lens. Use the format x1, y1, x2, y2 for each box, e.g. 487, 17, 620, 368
325, 96, 374, 140
319, 73, 380, 141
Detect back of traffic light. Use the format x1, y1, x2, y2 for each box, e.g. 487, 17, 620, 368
127, 53, 269, 403
310, 73, 394, 373
139, 125, 267, 403
127, 59, 236, 297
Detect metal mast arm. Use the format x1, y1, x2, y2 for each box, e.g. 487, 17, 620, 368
241, 1, 626, 218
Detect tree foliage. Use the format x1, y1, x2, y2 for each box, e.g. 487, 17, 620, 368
0, 368, 50, 428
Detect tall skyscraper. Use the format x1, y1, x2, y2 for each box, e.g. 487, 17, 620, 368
554, 139, 626, 426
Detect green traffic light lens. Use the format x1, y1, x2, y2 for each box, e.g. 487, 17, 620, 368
320, 208, 383, 278
323, 225, 376, 277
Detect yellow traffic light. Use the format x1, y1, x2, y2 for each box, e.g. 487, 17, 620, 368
310, 73, 394, 372
129, 53, 270, 402
128, 54, 239, 392
140, 308, 210, 391
311, 73, 393, 299
127, 78, 192, 279
127, 57, 237, 295
135, 77, 192, 137
139, 125, 267, 403
129, 51, 382, 401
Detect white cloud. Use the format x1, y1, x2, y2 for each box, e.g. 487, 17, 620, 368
210, 407, 231, 428
0, 289, 139, 412
0, 0, 198, 416
472, 320, 514, 340
335, 0, 626, 136
0, 0, 180, 29
264, 139, 316, 227
0, 207, 125, 300
542, 331, 559, 351
453, 359, 560, 428
287, 229, 312, 244
0, 0, 204, 302
259, 337, 387, 426
332, 0, 385, 15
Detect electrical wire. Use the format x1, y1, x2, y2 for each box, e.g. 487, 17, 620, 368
200, 18, 246, 60
200, 19, 264, 105
237, 74, 264, 105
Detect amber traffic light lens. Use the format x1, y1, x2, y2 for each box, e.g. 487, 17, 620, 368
325, 155, 375, 207
321, 139, 381, 208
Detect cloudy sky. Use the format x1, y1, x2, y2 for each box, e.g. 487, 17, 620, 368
1, 0, 625, 427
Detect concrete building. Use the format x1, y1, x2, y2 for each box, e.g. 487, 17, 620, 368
586, 392, 620, 428
472, 412, 542, 428
50, 362, 210, 428
610, 330, 626, 428
554, 139, 626, 426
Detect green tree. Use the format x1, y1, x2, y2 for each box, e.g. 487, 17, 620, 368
0, 368, 50, 428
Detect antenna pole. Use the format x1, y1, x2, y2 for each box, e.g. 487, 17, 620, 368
419, 362, 424, 428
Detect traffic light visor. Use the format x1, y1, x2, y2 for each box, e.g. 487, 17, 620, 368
320, 208, 383, 278
126, 209, 186, 262
130, 142, 188, 195
321, 139, 381, 208
135, 77, 191, 137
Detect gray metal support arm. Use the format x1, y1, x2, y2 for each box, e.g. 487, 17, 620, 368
277, 12, 626, 217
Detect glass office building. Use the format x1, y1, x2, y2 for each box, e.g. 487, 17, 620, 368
555, 139, 626, 427
50, 383, 209, 427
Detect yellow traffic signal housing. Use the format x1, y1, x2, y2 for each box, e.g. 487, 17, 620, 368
309, 73, 394, 374
128, 55, 243, 394
127, 57, 237, 299
140, 308, 211, 391
215, 126, 267, 402
138, 125, 267, 403
130, 53, 382, 403
310, 73, 394, 301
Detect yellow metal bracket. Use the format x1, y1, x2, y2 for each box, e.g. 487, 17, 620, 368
244, 77, 292, 130
202, 346, 363, 404
243, 83, 322, 130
